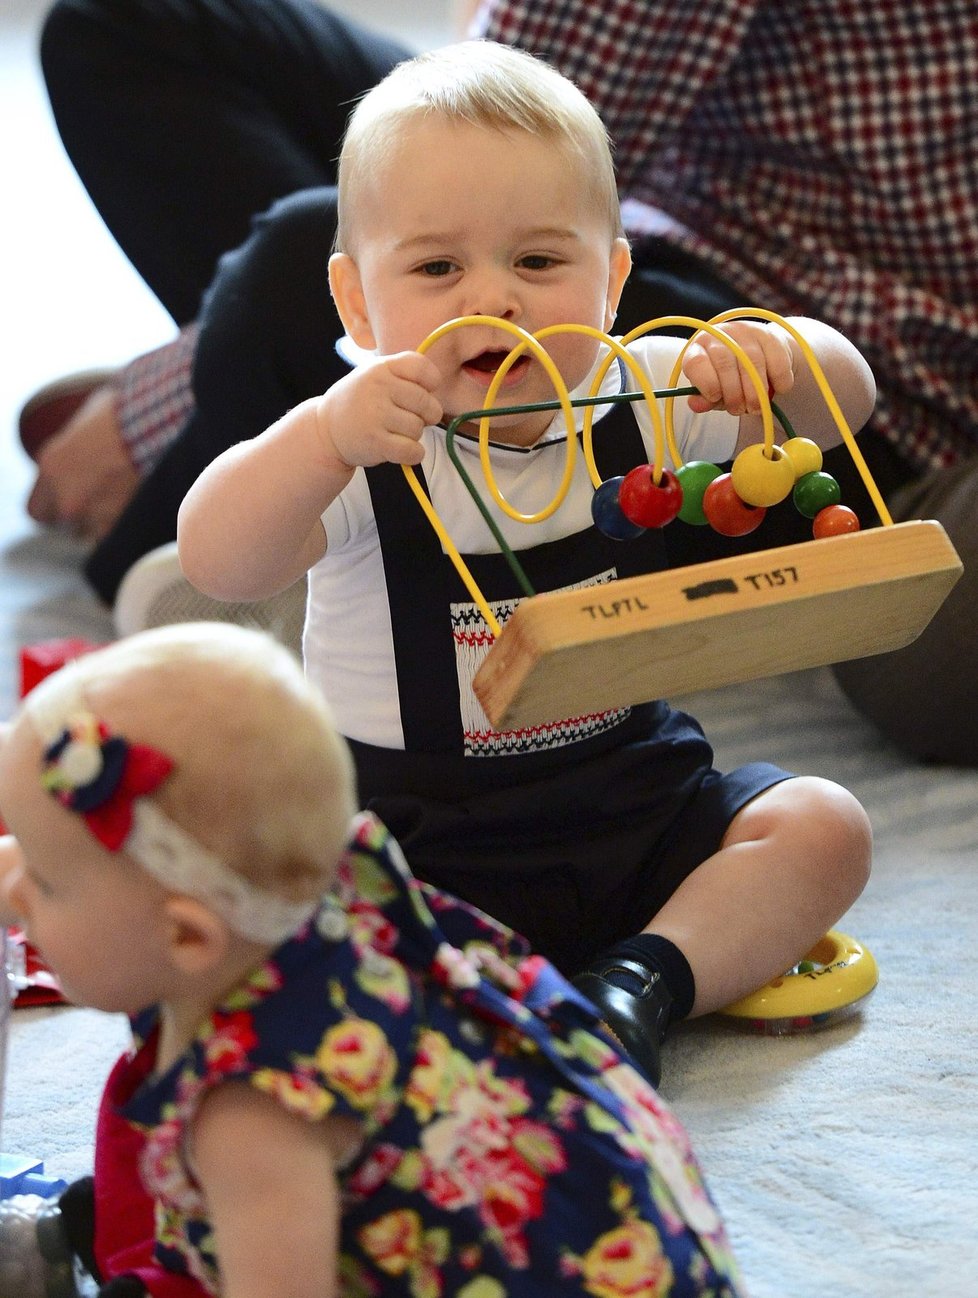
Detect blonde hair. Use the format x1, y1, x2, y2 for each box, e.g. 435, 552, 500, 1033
335, 40, 623, 252
30, 623, 356, 909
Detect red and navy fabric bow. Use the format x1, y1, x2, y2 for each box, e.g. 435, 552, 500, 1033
40, 714, 174, 851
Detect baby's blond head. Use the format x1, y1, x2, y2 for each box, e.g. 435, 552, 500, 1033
335, 40, 623, 254
21, 623, 357, 939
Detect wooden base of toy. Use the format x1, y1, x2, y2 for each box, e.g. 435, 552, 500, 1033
474, 519, 962, 729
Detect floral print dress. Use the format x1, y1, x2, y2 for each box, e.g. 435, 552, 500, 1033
122, 813, 745, 1297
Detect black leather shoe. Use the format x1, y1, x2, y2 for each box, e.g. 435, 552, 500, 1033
573, 956, 674, 1087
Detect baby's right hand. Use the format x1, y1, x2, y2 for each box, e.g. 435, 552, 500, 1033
317, 352, 443, 470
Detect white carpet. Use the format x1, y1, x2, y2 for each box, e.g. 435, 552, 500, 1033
3, 2, 978, 1294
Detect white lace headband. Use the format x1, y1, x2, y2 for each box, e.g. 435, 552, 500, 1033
24, 670, 316, 946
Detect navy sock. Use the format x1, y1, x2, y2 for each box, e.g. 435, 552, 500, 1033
598, 934, 696, 1024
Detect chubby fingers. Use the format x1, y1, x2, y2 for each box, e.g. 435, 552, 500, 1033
324, 351, 444, 468
683, 323, 794, 416
377, 352, 445, 461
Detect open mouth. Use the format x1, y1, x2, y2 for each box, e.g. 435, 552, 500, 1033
462, 350, 531, 384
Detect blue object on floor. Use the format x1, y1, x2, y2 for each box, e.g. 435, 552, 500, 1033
0, 1152, 67, 1200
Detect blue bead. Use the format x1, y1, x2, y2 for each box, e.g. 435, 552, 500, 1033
591, 477, 647, 540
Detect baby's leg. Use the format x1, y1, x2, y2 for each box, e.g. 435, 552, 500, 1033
647, 776, 872, 1015
574, 776, 871, 1084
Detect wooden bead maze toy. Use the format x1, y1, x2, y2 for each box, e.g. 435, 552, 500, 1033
405, 310, 962, 731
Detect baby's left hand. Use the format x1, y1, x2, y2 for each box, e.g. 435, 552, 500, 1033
682, 321, 794, 416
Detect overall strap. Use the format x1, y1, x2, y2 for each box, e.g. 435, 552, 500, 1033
365, 387, 667, 756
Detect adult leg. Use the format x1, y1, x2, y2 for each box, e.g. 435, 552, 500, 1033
40, 0, 410, 321
832, 458, 978, 765
85, 189, 344, 601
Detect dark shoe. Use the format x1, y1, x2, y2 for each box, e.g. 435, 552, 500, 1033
573, 956, 674, 1087
18, 370, 118, 462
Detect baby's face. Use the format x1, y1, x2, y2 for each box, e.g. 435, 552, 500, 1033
0, 713, 171, 1014
334, 118, 630, 446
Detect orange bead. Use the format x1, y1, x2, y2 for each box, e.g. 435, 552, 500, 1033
702, 474, 767, 536
812, 504, 861, 538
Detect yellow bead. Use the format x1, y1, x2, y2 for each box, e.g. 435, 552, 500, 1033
781, 437, 823, 480
730, 443, 796, 507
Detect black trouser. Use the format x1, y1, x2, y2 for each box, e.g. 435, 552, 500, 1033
41, 0, 408, 595
41, 0, 977, 763
41, 0, 409, 323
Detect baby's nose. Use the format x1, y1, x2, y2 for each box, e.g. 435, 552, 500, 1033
465, 272, 521, 322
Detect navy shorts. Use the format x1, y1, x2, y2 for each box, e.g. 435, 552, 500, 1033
357, 703, 792, 975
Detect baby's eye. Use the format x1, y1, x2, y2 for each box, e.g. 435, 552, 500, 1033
518, 255, 558, 271
418, 260, 458, 277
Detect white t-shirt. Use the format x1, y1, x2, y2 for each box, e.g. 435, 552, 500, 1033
305, 335, 739, 748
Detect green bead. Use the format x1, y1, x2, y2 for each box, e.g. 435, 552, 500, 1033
793, 471, 842, 519
676, 460, 723, 525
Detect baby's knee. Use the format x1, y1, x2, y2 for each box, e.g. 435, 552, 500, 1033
738, 775, 872, 901
786, 776, 872, 899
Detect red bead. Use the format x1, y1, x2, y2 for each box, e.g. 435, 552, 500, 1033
812, 504, 861, 538
702, 474, 767, 536
618, 466, 683, 528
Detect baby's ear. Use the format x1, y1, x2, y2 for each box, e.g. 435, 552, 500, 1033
605, 237, 632, 331
162, 895, 230, 976
328, 253, 377, 351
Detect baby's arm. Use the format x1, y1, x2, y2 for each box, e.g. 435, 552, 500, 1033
191, 1082, 351, 1298
177, 352, 443, 601
682, 317, 877, 452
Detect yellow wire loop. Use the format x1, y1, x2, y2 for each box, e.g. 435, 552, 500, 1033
703, 308, 893, 526
420, 316, 577, 524
620, 316, 776, 459
530, 324, 670, 488
403, 315, 578, 634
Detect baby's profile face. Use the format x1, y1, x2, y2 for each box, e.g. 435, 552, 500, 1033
337, 117, 630, 447
0, 711, 171, 1015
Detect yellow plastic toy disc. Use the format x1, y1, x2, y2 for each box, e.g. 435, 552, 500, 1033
717, 929, 878, 1036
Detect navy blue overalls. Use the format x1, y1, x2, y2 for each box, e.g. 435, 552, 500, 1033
349, 392, 787, 973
